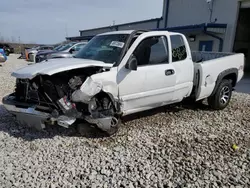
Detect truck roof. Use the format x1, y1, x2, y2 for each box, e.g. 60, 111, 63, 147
97, 30, 178, 36
98, 30, 135, 35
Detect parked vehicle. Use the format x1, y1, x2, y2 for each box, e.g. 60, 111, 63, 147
0, 48, 7, 63
35, 42, 87, 63
0, 43, 14, 56
25, 45, 54, 61
34, 44, 67, 63
2, 30, 244, 136
45, 42, 88, 61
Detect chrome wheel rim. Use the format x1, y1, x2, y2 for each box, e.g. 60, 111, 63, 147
220, 86, 230, 104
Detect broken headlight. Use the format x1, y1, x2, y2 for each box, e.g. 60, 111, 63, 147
89, 98, 97, 111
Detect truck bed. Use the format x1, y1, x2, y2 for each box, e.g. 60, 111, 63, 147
192, 51, 245, 101
191, 51, 235, 63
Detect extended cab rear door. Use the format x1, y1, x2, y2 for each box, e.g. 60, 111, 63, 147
118, 32, 177, 115
169, 34, 194, 101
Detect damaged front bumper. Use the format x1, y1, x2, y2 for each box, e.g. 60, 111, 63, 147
2, 94, 119, 133
2, 94, 76, 130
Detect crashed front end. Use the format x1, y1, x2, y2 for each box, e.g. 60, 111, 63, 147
2, 67, 120, 134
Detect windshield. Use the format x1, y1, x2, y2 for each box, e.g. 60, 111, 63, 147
32, 45, 41, 50
53, 44, 64, 51
74, 34, 129, 64
58, 42, 76, 51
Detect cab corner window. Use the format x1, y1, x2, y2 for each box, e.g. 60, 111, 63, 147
170, 35, 187, 62
133, 36, 169, 66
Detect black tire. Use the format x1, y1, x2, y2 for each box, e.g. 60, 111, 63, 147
77, 122, 98, 137
105, 117, 120, 136
77, 119, 120, 137
208, 79, 233, 110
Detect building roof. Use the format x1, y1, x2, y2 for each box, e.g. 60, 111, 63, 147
66, 35, 94, 41
154, 23, 227, 32
79, 17, 162, 33
67, 23, 228, 41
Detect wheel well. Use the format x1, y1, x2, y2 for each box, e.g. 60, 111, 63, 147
28, 53, 33, 58
222, 73, 237, 87
95, 91, 120, 112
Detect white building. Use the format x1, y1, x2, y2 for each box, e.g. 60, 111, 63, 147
67, 0, 250, 71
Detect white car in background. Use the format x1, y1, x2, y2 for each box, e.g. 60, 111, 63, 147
25, 45, 54, 62
46, 42, 88, 59
35, 42, 88, 63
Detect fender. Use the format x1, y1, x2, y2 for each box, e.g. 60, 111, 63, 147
210, 68, 238, 96
103, 92, 122, 113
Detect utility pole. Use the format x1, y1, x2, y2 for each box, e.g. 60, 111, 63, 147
65, 24, 68, 38
18, 36, 21, 54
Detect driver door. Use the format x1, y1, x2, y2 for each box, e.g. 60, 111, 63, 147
117, 33, 177, 115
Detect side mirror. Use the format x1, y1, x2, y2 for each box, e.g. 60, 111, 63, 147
125, 55, 137, 71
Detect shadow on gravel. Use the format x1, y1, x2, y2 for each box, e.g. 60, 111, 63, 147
0, 104, 109, 141
0, 100, 212, 141
122, 99, 212, 123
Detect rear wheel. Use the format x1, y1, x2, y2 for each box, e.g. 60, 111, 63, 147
208, 79, 233, 110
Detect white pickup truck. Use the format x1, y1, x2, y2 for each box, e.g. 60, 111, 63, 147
2, 30, 245, 136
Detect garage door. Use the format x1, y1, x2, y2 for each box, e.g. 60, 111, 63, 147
241, 0, 250, 8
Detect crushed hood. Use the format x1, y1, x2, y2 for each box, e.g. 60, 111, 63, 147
12, 58, 113, 79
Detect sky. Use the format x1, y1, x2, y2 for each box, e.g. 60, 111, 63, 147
0, 0, 163, 44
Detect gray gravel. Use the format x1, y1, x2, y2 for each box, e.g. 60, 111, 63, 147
0, 55, 250, 188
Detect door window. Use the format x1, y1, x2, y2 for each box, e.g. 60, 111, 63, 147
40, 46, 47, 50
170, 35, 187, 62
133, 36, 169, 66
72, 43, 86, 51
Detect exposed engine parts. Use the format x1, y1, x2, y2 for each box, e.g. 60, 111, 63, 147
68, 76, 83, 90
14, 67, 119, 134
71, 77, 102, 104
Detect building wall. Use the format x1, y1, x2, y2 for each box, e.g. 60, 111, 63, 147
77, 0, 241, 53
166, 0, 240, 52
185, 34, 221, 52
117, 21, 158, 30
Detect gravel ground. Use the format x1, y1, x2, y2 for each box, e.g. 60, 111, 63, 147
0, 55, 250, 188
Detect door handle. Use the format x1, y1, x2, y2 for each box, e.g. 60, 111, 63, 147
165, 69, 175, 76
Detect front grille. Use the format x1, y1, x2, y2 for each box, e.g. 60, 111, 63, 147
15, 79, 29, 101
14, 78, 67, 110
27, 89, 39, 101
15, 79, 40, 102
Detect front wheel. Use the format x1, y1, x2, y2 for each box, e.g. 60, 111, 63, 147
208, 79, 233, 110
77, 118, 120, 137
